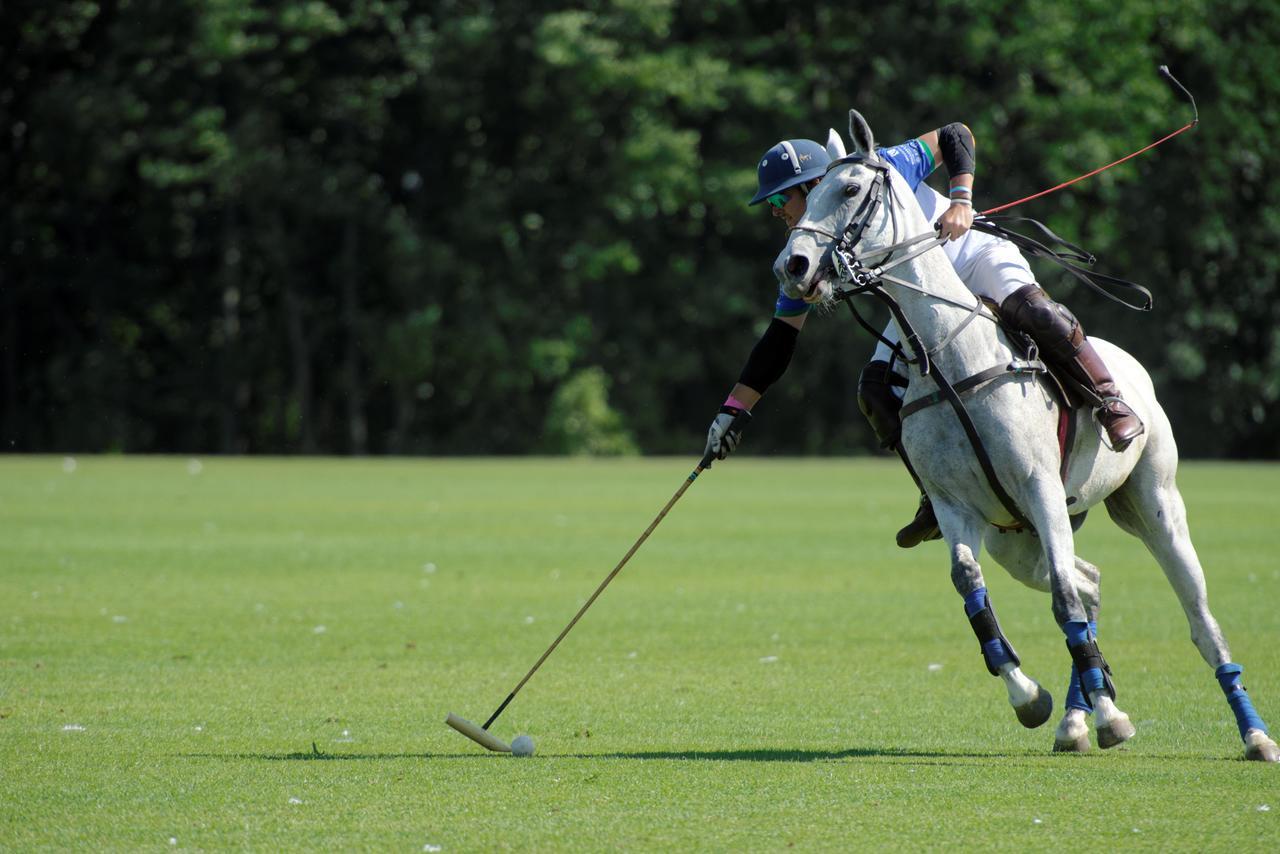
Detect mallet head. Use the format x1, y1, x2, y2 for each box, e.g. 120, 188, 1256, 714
446, 713, 512, 753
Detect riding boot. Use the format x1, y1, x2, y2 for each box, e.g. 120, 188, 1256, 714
999, 285, 1144, 452
858, 360, 942, 547
895, 466, 942, 548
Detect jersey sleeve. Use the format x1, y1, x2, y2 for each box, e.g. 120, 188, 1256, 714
774, 289, 811, 318
877, 138, 936, 191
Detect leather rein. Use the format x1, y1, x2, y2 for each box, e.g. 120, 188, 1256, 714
791, 154, 1039, 530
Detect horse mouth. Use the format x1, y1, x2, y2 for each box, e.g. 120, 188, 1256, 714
803, 268, 834, 304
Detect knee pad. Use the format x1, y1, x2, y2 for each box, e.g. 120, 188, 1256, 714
857, 360, 907, 449
999, 285, 1084, 361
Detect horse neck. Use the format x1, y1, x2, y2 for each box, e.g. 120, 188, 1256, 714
859, 177, 1006, 379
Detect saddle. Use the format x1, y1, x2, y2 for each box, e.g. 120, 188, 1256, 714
980, 299, 1085, 496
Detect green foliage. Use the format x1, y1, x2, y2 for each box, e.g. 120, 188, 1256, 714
2, 0, 1277, 455
540, 367, 639, 456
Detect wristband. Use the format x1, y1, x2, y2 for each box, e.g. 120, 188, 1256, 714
949, 186, 972, 197
724, 394, 750, 412
949, 198, 973, 207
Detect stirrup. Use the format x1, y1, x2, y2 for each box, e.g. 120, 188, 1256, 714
896, 496, 941, 548
1094, 396, 1144, 452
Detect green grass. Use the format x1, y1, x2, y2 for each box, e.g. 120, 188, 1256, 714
2, 456, 1278, 850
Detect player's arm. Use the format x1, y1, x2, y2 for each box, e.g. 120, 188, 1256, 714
725, 312, 806, 409
704, 308, 806, 461
917, 123, 976, 241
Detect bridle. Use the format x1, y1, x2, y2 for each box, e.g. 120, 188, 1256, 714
786, 150, 1038, 532
785, 153, 996, 367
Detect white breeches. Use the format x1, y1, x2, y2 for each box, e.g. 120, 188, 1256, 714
871, 240, 1039, 397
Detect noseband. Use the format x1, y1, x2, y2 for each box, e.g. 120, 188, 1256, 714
786, 152, 1038, 532
786, 154, 892, 285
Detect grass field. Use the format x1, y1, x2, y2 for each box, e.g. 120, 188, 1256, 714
2, 455, 1278, 850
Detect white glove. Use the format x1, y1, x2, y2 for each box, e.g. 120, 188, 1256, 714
704, 406, 751, 461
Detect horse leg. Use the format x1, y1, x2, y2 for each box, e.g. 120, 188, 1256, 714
939, 505, 1053, 729
984, 526, 1100, 751
1106, 464, 1280, 762
1021, 480, 1135, 748
1057, 617, 1097, 753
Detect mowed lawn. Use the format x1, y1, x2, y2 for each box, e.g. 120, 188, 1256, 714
2, 455, 1278, 850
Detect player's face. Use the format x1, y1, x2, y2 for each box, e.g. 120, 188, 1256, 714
766, 185, 810, 229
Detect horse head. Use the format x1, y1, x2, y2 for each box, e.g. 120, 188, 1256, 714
775, 110, 888, 303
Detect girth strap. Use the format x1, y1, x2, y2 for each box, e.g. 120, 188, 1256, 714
900, 360, 1046, 419
862, 291, 1033, 532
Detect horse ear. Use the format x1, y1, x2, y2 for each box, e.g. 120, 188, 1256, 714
824, 128, 847, 160
848, 109, 877, 158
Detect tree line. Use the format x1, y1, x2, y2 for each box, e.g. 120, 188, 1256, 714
4, 0, 1277, 457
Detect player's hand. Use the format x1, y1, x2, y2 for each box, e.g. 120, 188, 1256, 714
937, 202, 974, 242
704, 406, 751, 461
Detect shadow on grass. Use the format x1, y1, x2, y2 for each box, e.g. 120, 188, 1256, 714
568, 747, 1025, 762
182, 746, 1029, 763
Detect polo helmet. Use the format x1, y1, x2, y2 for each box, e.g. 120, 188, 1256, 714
748, 138, 831, 205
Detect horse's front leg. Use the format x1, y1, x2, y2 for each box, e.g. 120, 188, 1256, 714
1029, 493, 1136, 749
983, 525, 1101, 752
937, 503, 1054, 729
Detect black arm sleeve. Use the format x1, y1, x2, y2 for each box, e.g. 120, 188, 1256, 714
737, 317, 799, 394
938, 122, 976, 177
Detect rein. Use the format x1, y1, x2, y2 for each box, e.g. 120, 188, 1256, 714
814, 160, 1036, 530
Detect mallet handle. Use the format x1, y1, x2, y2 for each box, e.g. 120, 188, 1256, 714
480, 421, 748, 732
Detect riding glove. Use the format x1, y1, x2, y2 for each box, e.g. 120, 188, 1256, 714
705, 405, 752, 461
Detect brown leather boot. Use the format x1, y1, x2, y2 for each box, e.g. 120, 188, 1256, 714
859, 360, 942, 547
1073, 339, 1145, 451
897, 494, 941, 548
999, 285, 1144, 452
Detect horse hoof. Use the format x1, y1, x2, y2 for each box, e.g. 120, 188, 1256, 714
1012, 683, 1054, 729
1244, 729, 1280, 762
1053, 714, 1091, 753
1054, 733, 1091, 752
1096, 713, 1136, 749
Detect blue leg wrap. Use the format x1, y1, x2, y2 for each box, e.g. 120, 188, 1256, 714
981, 639, 1010, 668
963, 588, 1017, 675
1216, 663, 1268, 739
1065, 621, 1098, 713
1064, 620, 1111, 704
1064, 620, 1090, 646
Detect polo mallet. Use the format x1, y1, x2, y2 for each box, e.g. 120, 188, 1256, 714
447, 414, 750, 752
981, 64, 1199, 216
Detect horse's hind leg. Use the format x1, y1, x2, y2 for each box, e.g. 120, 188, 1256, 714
939, 505, 1053, 729
1106, 460, 1280, 762
984, 526, 1101, 752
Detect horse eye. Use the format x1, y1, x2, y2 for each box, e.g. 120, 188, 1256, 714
844, 183, 861, 197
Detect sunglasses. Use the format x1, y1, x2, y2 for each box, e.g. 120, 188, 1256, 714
765, 192, 790, 209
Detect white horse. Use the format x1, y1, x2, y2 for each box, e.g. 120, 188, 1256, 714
777, 110, 1278, 762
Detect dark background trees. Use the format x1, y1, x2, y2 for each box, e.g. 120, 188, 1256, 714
4, 0, 1277, 457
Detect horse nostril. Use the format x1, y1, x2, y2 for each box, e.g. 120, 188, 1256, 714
785, 254, 809, 278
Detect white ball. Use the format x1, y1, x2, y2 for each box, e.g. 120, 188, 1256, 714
510, 734, 535, 757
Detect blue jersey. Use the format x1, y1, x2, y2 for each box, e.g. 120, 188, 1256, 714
773, 138, 935, 317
